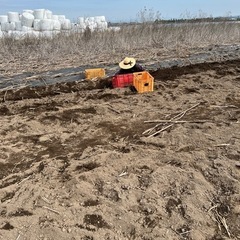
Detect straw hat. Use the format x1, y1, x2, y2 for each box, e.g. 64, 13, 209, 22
119, 57, 136, 69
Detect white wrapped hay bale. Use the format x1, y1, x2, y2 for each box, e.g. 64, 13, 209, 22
85, 17, 94, 26
1, 22, 15, 32
9, 22, 16, 31
45, 10, 52, 19
0, 15, 8, 24
33, 19, 41, 31
8, 12, 20, 22
95, 16, 106, 22
21, 12, 34, 27
108, 26, 121, 32
33, 9, 45, 19
52, 15, 59, 21
58, 15, 66, 23
40, 19, 54, 31
95, 16, 108, 30
96, 21, 108, 30
87, 17, 95, 22
15, 21, 22, 31
1, 22, 7, 31
61, 19, 71, 30
22, 26, 33, 32
53, 20, 61, 30
23, 10, 34, 14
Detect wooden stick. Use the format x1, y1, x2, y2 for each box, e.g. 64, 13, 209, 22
16, 234, 21, 240
170, 102, 201, 121
42, 206, 60, 215
214, 144, 230, 147
144, 120, 209, 123
210, 105, 238, 109
143, 102, 201, 136
147, 124, 174, 138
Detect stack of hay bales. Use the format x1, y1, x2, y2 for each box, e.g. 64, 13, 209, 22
0, 9, 111, 38
77, 16, 108, 32
0, 8, 72, 38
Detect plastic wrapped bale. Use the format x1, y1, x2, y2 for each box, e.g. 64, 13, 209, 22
58, 15, 66, 23
21, 12, 34, 27
15, 21, 22, 31
9, 22, 16, 31
33, 9, 45, 19
1, 22, 7, 31
1, 22, 15, 32
23, 10, 34, 14
96, 21, 108, 30
52, 15, 59, 21
108, 26, 121, 32
0, 15, 8, 24
22, 26, 33, 32
33, 19, 41, 31
94, 16, 106, 22
40, 19, 54, 31
61, 19, 71, 30
86, 17, 95, 22
45, 10, 52, 19
8, 12, 20, 22
53, 20, 61, 31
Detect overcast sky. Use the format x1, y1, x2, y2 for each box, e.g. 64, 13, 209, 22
0, 0, 239, 22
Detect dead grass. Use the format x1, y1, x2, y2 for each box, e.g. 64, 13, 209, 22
1, 21, 240, 75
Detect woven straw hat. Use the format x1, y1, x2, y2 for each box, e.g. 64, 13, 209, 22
119, 57, 136, 69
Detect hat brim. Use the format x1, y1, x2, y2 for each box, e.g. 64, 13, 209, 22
119, 58, 136, 69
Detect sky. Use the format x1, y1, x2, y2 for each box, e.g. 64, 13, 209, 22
0, 0, 240, 22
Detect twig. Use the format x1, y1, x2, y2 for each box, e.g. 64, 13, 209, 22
106, 103, 121, 114
40, 77, 47, 86
16, 234, 21, 240
214, 144, 230, 147
170, 102, 201, 121
215, 211, 231, 238
42, 206, 60, 215
0, 84, 29, 92
108, 107, 121, 114
3, 90, 7, 102
180, 230, 192, 235
210, 105, 238, 109
208, 204, 219, 213
147, 124, 174, 138
18, 175, 32, 185
144, 120, 209, 123
119, 171, 128, 177
41, 196, 52, 204
143, 102, 201, 136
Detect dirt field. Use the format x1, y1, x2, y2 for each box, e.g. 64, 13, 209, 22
0, 56, 240, 239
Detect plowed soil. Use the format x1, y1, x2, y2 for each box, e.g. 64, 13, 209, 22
0, 59, 240, 240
